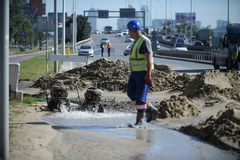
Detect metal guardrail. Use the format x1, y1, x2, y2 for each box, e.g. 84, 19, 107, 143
154, 50, 213, 64
48, 37, 92, 64
76, 37, 91, 46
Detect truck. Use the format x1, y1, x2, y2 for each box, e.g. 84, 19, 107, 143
196, 29, 210, 46
211, 24, 240, 70
104, 26, 113, 34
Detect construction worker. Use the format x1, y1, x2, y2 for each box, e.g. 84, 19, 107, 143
107, 42, 112, 56
127, 20, 154, 126
100, 43, 105, 57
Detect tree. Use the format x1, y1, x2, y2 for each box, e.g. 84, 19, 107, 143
67, 15, 92, 41
10, 0, 34, 46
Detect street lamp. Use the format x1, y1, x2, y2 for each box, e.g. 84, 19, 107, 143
190, 0, 193, 38
165, 0, 167, 38
227, 0, 229, 25
44, 16, 49, 73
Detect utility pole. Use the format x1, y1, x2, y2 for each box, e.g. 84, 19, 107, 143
165, 0, 167, 38
62, 0, 66, 55
0, 0, 9, 159
190, 0, 193, 38
227, 0, 229, 25
54, 0, 58, 73
72, 0, 77, 55
45, 17, 48, 73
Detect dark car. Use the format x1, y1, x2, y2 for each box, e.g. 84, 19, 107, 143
170, 37, 177, 43
193, 41, 204, 46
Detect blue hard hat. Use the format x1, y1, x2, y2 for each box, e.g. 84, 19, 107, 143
127, 20, 141, 30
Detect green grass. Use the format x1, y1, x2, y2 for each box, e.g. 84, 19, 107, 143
22, 96, 36, 104
10, 47, 42, 54
19, 54, 62, 80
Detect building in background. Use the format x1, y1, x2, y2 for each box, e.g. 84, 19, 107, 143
141, 5, 150, 28
88, 8, 98, 32
216, 20, 228, 27
152, 19, 164, 30
22, 0, 46, 20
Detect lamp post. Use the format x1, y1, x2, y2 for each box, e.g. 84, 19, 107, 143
54, 0, 58, 73
227, 0, 229, 25
190, 0, 193, 38
165, 0, 167, 38
45, 17, 49, 73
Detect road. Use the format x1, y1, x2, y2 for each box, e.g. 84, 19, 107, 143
60, 34, 214, 73
9, 34, 214, 72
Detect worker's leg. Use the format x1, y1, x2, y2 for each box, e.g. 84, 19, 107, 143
127, 72, 136, 102
135, 71, 148, 125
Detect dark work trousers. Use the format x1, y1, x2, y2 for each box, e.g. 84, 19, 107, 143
127, 71, 148, 112
108, 48, 111, 56
101, 47, 104, 56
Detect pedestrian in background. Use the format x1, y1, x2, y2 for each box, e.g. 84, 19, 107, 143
107, 42, 112, 56
100, 43, 105, 57
126, 20, 154, 126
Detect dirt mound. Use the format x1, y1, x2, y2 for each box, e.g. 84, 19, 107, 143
182, 70, 240, 101
180, 104, 240, 151
156, 95, 201, 119
33, 58, 186, 92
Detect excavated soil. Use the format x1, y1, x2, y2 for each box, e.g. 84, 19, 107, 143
29, 58, 240, 151
156, 95, 201, 119
180, 104, 240, 152
182, 70, 240, 102
32, 58, 186, 92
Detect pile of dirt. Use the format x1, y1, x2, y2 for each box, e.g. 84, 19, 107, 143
156, 95, 201, 119
182, 70, 240, 102
180, 104, 240, 151
32, 58, 187, 92
32, 59, 240, 104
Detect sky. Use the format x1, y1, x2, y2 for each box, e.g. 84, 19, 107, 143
45, 0, 240, 30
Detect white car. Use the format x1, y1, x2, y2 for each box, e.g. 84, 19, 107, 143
116, 31, 123, 37
100, 37, 110, 45
122, 29, 128, 35
124, 44, 133, 56
173, 43, 188, 51
78, 44, 94, 56
125, 35, 134, 42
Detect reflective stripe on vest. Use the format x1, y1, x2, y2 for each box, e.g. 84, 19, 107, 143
130, 35, 147, 71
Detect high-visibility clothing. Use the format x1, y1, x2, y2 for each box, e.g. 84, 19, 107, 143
232, 44, 239, 60
107, 43, 112, 48
129, 35, 154, 71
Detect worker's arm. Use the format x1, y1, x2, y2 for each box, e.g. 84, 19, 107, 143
145, 52, 153, 76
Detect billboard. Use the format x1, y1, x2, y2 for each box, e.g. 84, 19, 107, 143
175, 13, 196, 24
48, 12, 68, 23
120, 8, 135, 18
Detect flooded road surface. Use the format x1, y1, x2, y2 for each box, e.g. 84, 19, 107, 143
42, 109, 239, 160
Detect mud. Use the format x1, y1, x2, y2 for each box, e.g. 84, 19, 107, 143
26, 58, 240, 152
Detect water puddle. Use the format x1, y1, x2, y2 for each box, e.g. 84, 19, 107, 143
42, 108, 239, 160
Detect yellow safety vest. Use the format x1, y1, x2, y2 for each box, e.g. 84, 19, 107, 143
232, 44, 239, 60
130, 35, 154, 71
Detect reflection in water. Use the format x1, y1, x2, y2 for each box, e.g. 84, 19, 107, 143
43, 110, 239, 160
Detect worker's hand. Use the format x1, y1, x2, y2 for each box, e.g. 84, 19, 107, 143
145, 74, 152, 86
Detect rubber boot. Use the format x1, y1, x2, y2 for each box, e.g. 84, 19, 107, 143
135, 112, 145, 125
146, 102, 159, 123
